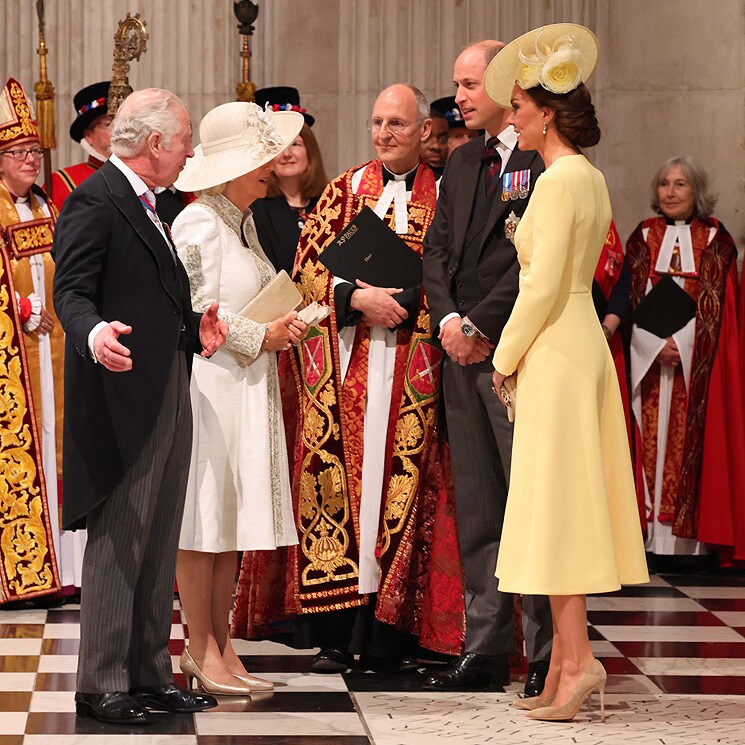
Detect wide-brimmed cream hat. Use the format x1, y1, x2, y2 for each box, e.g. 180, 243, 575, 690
484, 23, 599, 108
175, 101, 304, 191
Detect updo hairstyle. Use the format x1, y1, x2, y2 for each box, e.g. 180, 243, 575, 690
525, 82, 600, 149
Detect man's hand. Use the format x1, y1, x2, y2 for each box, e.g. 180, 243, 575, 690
93, 321, 133, 372
37, 307, 55, 335
350, 279, 407, 328
439, 316, 494, 365
656, 336, 681, 367
200, 301, 228, 357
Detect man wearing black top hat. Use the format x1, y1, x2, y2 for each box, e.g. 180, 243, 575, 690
48, 82, 112, 213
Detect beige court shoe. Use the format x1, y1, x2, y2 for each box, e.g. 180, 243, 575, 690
232, 673, 275, 692
527, 659, 606, 722
180, 648, 252, 696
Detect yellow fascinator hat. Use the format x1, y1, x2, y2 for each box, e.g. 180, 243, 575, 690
484, 23, 599, 108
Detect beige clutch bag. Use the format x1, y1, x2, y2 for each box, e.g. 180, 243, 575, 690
239, 270, 302, 324
500, 373, 517, 423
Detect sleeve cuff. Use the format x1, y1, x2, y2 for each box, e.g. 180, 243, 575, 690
439, 312, 461, 332
21, 293, 42, 332
87, 321, 109, 363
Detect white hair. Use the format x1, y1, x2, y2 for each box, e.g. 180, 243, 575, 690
110, 88, 186, 158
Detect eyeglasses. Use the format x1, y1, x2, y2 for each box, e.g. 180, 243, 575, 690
1, 147, 45, 162
367, 117, 422, 136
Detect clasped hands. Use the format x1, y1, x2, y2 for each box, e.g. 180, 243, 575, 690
263, 310, 308, 352
93, 301, 229, 372
349, 279, 408, 329
656, 336, 681, 367
439, 316, 494, 366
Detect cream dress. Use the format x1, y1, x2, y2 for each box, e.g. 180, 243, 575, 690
173, 195, 298, 552
492, 155, 648, 595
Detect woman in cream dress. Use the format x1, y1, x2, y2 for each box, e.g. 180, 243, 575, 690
485, 25, 648, 722
172, 102, 306, 695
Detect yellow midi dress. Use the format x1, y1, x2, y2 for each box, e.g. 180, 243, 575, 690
492, 154, 649, 595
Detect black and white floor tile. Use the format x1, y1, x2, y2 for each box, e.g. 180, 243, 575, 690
1, 572, 745, 743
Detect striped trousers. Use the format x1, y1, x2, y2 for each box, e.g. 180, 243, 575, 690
76, 353, 192, 693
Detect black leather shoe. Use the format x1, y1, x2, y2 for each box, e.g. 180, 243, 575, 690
130, 683, 218, 712
524, 659, 550, 698
421, 652, 509, 691
310, 648, 353, 673
75, 691, 150, 724
358, 654, 420, 673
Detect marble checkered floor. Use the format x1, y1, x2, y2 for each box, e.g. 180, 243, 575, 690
2, 572, 745, 744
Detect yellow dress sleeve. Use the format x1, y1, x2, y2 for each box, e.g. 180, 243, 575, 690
492, 170, 575, 375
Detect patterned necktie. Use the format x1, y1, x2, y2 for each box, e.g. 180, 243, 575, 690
482, 136, 502, 196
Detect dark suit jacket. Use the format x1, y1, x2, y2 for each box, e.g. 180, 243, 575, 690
423, 135, 544, 343
52, 160, 202, 530
251, 195, 320, 276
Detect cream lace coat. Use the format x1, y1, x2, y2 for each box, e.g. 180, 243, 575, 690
173, 194, 297, 551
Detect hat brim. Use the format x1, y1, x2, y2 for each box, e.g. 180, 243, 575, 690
174, 110, 304, 192
70, 106, 109, 143
484, 23, 599, 108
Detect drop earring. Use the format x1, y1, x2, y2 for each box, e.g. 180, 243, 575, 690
542, 122, 547, 135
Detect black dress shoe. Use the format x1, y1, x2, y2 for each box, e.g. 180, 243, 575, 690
524, 659, 550, 698
358, 654, 420, 673
75, 691, 150, 724
310, 648, 353, 673
421, 652, 510, 691
130, 683, 218, 712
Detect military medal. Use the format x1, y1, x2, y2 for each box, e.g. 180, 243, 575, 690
502, 169, 531, 201
504, 210, 520, 245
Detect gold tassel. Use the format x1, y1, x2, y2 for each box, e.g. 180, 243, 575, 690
35, 1, 56, 149
34, 80, 56, 149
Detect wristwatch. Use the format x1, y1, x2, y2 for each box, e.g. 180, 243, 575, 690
461, 317, 477, 337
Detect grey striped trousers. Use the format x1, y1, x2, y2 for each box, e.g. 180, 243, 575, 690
76, 352, 192, 693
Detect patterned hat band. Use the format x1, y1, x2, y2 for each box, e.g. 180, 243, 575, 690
77, 97, 108, 116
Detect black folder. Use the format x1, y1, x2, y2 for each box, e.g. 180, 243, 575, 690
631, 274, 697, 338
319, 206, 423, 289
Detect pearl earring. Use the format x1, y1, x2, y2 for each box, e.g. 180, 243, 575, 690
542, 122, 547, 135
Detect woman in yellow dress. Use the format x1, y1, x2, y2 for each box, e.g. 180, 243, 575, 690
485, 25, 649, 722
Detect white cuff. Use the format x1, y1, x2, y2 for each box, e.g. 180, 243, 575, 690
22, 293, 43, 332
439, 312, 461, 332
88, 321, 109, 363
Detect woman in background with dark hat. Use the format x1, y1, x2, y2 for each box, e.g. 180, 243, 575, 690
250, 86, 328, 276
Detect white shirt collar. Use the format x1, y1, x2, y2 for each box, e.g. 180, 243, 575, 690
484, 124, 518, 151
109, 152, 151, 198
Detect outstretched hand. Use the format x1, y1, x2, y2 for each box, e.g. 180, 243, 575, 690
200, 301, 229, 357
93, 321, 133, 372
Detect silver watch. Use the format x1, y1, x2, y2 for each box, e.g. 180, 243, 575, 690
461, 317, 477, 337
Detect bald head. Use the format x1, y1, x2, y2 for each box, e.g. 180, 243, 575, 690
371, 83, 431, 174
111, 88, 187, 158
462, 39, 506, 66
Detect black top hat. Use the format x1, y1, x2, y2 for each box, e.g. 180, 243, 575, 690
254, 86, 315, 127
430, 96, 466, 129
69, 81, 110, 143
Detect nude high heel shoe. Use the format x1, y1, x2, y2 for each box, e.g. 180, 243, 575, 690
233, 673, 275, 692
513, 693, 556, 711
527, 659, 606, 722
180, 648, 252, 696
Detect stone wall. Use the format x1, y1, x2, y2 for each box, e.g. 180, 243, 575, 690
3, 0, 744, 247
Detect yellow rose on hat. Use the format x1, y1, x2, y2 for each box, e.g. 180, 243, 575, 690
484, 23, 599, 108
539, 43, 584, 94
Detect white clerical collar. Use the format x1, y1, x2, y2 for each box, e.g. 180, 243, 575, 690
382, 163, 418, 186
109, 152, 151, 198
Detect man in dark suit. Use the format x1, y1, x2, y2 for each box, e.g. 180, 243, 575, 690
422, 41, 552, 694
53, 88, 227, 725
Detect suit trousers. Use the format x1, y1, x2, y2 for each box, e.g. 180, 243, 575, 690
76, 352, 192, 692
442, 355, 552, 662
